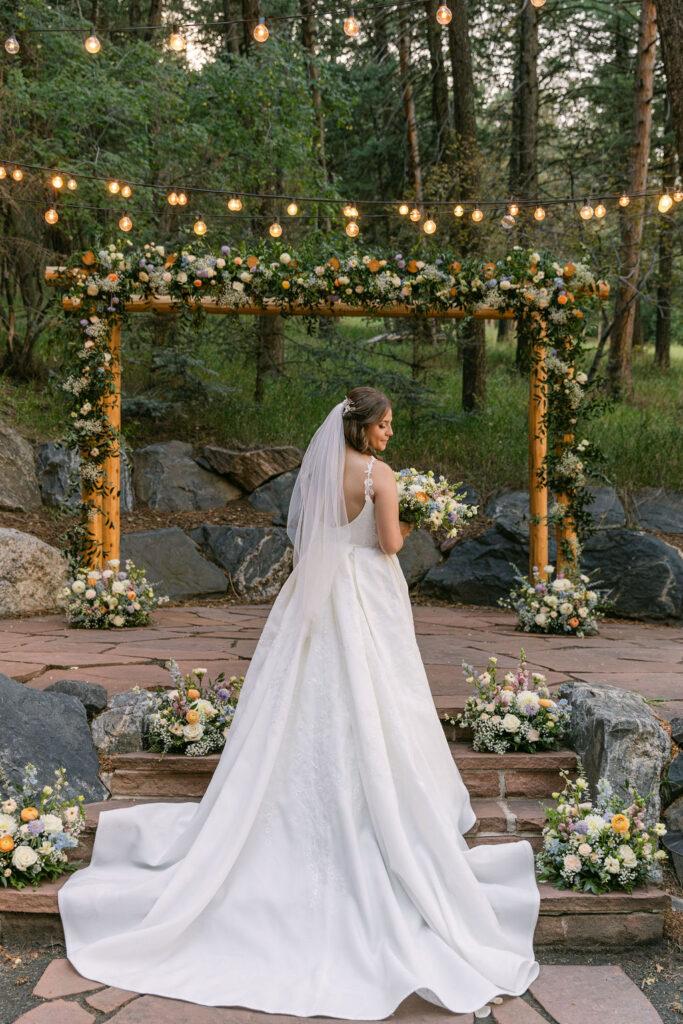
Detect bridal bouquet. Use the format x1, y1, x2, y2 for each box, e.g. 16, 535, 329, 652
146, 660, 244, 757
395, 468, 477, 537
500, 565, 603, 637
451, 652, 572, 753
536, 768, 667, 894
0, 763, 85, 890
62, 558, 169, 629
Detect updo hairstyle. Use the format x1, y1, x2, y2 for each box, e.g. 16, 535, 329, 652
342, 386, 392, 454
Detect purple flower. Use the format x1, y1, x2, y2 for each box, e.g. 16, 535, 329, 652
107, 306, 115, 312
486, 278, 498, 289
573, 820, 589, 834
117, 571, 128, 580
535, 583, 545, 593
112, 297, 119, 305
216, 687, 230, 701
27, 819, 44, 835
395, 253, 403, 260
221, 245, 231, 254
435, 258, 443, 266
139, 258, 146, 267
196, 269, 209, 279
80, 319, 88, 326
524, 704, 538, 716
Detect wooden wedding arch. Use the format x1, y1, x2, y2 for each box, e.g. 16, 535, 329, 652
46, 272, 576, 580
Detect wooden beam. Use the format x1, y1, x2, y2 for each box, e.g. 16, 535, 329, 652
528, 315, 548, 577
100, 320, 121, 566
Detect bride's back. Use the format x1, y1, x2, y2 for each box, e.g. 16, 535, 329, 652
343, 445, 373, 522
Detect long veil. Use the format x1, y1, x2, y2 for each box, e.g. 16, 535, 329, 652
286, 401, 350, 627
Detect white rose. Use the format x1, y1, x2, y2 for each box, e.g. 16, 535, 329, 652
2, 799, 17, 815
576, 371, 587, 384
216, 258, 225, 268
186, 254, 196, 263
183, 722, 204, 741
280, 253, 291, 265
138, 271, 149, 283
618, 845, 637, 868
232, 281, 244, 292
71, 580, 86, 595
559, 603, 573, 615
578, 607, 588, 618
195, 699, 217, 718
563, 854, 581, 873
162, 272, 172, 283
527, 728, 540, 742
502, 714, 521, 732
111, 581, 125, 594
112, 615, 125, 627
578, 843, 592, 856
102, 569, 114, 579
42, 814, 63, 834
176, 271, 188, 284
85, 588, 96, 600
240, 272, 251, 283
12, 845, 39, 871
534, 613, 547, 626
0, 813, 17, 836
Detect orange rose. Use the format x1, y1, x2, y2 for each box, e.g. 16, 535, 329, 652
557, 294, 568, 305
328, 257, 340, 270
187, 688, 200, 701
127, 591, 136, 600
569, 617, 580, 628
415, 491, 428, 503
611, 814, 630, 833
246, 255, 259, 268
450, 261, 462, 273
538, 698, 553, 708
407, 260, 419, 274
368, 259, 381, 273
107, 273, 118, 282
282, 281, 290, 290
563, 262, 575, 278
449, 287, 458, 296
186, 709, 199, 723
20, 807, 39, 822
0, 836, 14, 852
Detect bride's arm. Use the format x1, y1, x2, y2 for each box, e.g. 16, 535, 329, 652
372, 461, 412, 555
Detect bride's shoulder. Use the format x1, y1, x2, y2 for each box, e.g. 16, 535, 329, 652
371, 459, 397, 488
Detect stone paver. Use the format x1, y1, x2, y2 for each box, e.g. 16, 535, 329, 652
529, 965, 664, 1024
13, 999, 95, 1024
0, 606, 680, 719
32, 958, 104, 998
85, 987, 140, 1012
492, 998, 548, 1023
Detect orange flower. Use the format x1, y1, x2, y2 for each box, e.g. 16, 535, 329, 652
193, 279, 202, 288
246, 255, 259, 268
574, 310, 584, 319
415, 491, 428, 503
406, 259, 419, 273
186, 709, 199, 723
328, 257, 340, 270
450, 261, 462, 273
127, 591, 136, 600
611, 814, 630, 833
187, 688, 200, 701
538, 698, 553, 708
557, 294, 568, 305
0, 836, 14, 852
282, 280, 290, 290
20, 807, 39, 822
569, 617, 580, 628
563, 262, 575, 278
368, 259, 381, 273
107, 273, 118, 282
449, 287, 458, 297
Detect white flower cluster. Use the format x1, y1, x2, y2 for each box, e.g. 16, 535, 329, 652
146, 661, 244, 757
501, 565, 602, 637
62, 559, 168, 630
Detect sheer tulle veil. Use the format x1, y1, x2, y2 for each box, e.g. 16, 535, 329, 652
286, 400, 351, 627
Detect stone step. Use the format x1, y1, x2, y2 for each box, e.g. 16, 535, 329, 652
99, 745, 578, 800
0, 873, 667, 950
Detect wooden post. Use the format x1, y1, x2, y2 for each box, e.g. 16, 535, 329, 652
528, 314, 548, 577
555, 365, 579, 575
100, 320, 122, 566
81, 465, 104, 569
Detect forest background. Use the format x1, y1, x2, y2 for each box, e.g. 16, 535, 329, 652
0, 0, 681, 509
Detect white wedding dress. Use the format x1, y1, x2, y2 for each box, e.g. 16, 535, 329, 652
59, 453, 541, 1019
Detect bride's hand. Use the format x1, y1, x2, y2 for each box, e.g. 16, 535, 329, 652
399, 520, 413, 538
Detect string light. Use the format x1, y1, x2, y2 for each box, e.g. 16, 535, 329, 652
435, 5, 452, 25
227, 196, 243, 212
580, 201, 594, 221
12, 167, 23, 181
673, 188, 683, 203
343, 203, 358, 218
509, 202, 519, 217
501, 214, 516, 229
534, 205, 545, 221
286, 201, 298, 216
119, 213, 133, 232
5, 32, 19, 55
108, 180, 120, 195
423, 216, 436, 234
169, 24, 186, 52
530, 0, 546, 6
344, 11, 360, 37
120, 184, 132, 198
84, 28, 101, 54
658, 193, 673, 213
193, 217, 207, 235
345, 220, 359, 237
471, 207, 483, 222
167, 191, 178, 206
44, 206, 59, 225
618, 193, 630, 208
177, 191, 187, 206
269, 220, 283, 237
253, 17, 269, 43
0, 167, 5, 179
594, 202, 606, 219
398, 203, 410, 216
453, 204, 464, 217
67, 178, 77, 190
51, 174, 64, 189
409, 207, 421, 222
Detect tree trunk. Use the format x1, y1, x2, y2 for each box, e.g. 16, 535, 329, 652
424, 0, 453, 160
221, 0, 241, 56
254, 316, 285, 403
607, 0, 657, 399
300, 0, 329, 226
242, 0, 260, 54
656, 0, 683, 173
398, 6, 423, 203
144, 0, 163, 42
654, 130, 676, 371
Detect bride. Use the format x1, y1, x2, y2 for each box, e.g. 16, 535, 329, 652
59, 386, 541, 1020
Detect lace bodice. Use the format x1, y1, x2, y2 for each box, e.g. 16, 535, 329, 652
346, 455, 380, 549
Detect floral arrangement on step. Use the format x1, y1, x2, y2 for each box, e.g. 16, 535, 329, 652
61, 558, 168, 628
395, 468, 478, 537
500, 564, 603, 637
444, 652, 572, 754
536, 768, 668, 894
0, 764, 85, 890
145, 660, 245, 757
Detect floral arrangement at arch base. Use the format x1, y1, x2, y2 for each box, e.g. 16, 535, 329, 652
145, 660, 245, 757
537, 768, 667, 894
0, 763, 85, 890
500, 564, 604, 637
62, 558, 168, 628
444, 652, 571, 753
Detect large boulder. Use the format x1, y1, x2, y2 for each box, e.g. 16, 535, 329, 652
248, 469, 299, 525
0, 673, 108, 802
0, 528, 67, 617
190, 525, 293, 601
398, 530, 442, 586
196, 445, 303, 493
133, 441, 241, 511
633, 490, 683, 534
581, 530, 683, 621
485, 486, 625, 535
558, 680, 671, 826
44, 679, 108, 721
121, 528, 228, 600
35, 442, 134, 512
90, 689, 156, 754
0, 422, 42, 512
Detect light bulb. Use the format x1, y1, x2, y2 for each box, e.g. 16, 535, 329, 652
253, 17, 269, 43
501, 214, 516, 229
509, 202, 519, 217
436, 5, 452, 25
119, 214, 132, 232
85, 29, 101, 54
534, 205, 545, 221
167, 191, 178, 206
343, 203, 358, 218
5, 33, 19, 55
658, 193, 673, 213
530, 0, 546, 6
108, 180, 120, 195
67, 177, 77, 190
453, 204, 464, 217
471, 207, 483, 222
228, 196, 243, 212
618, 193, 630, 208
169, 25, 186, 52
0, 167, 6, 179
121, 183, 132, 198
343, 13, 359, 37
177, 191, 187, 205
409, 207, 421, 222
286, 201, 298, 216
11, 167, 23, 181
398, 203, 410, 216
194, 218, 207, 235
345, 220, 359, 237
269, 221, 283, 238
673, 188, 683, 203
423, 218, 436, 234
594, 202, 606, 219
580, 202, 593, 220
44, 207, 59, 225
51, 173, 64, 189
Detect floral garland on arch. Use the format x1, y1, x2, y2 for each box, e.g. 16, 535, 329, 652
54, 241, 609, 571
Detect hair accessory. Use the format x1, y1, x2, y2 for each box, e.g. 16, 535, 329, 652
342, 396, 355, 415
